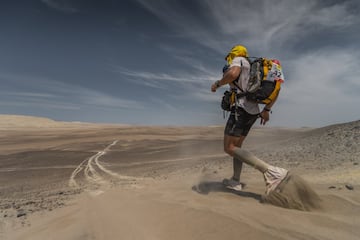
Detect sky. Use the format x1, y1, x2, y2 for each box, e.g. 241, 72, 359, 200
0, 0, 359, 127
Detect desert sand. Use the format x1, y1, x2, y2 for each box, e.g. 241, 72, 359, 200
0, 115, 359, 240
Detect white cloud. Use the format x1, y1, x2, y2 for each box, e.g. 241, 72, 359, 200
171, 55, 212, 75
284, 48, 360, 101
148, 97, 178, 112
41, 0, 78, 13
308, 3, 357, 28
113, 64, 222, 104
0, 101, 80, 110
273, 48, 360, 127
114, 66, 217, 84
81, 91, 143, 109
136, 0, 224, 52
135, 0, 360, 126
0, 73, 143, 110
137, 0, 359, 54
185, 88, 221, 102
2, 92, 57, 99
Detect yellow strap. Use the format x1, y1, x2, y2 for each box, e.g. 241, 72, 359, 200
261, 80, 281, 105
262, 59, 272, 80
230, 92, 236, 104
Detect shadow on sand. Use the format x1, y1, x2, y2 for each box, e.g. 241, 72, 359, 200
192, 181, 262, 202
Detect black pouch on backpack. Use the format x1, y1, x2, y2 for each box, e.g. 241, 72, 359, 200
246, 80, 275, 102
221, 90, 232, 111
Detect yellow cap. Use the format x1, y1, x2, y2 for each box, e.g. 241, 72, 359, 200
225, 45, 248, 64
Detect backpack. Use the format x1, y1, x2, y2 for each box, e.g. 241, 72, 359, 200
235, 57, 284, 105
221, 57, 284, 111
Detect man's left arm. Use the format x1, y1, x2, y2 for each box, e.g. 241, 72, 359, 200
259, 89, 280, 125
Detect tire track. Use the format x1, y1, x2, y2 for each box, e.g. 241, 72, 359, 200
69, 140, 137, 189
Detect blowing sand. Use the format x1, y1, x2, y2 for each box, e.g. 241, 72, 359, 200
262, 172, 323, 211
0, 115, 359, 240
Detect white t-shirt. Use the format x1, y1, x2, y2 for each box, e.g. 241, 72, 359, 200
229, 57, 260, 115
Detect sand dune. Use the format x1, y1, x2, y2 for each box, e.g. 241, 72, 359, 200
0, 115, 128, 130
0, 115, 359, 240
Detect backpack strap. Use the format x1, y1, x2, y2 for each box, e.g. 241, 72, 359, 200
232, 57, 250, 96
232, 80, 243, 92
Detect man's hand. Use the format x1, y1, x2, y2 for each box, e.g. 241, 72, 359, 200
211, 83, 218, 92
211, 80, 220, 92
211, 67, 240, 93
260, 110, 270, 125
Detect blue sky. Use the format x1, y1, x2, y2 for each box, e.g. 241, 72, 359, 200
1, 0, 359, 127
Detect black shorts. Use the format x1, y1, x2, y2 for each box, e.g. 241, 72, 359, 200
224, 107, 259, 137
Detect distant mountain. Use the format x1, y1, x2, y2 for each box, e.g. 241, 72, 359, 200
0, 114, 128, 128
0, 114, 96, 128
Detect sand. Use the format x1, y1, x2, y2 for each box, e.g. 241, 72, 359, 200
262, 172, 323, 211
0, 115, 359, 240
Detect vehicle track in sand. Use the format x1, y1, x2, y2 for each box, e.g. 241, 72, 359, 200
69, 140, 138, 194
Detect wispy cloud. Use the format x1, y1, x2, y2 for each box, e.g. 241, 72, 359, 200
148, 97, 178, 111
0, 73, 143, 110
171, 55, 212, 75
134, 0, 360, 127
284, 48, 360, 102
274, 47, 360, 126
113, 64, 222, 103
2, 92, 57, 99
41, 0, 78, 13
136, 0, 224, 52
307, 3, 357, 28
0, 100, 80, 110
113, 64, 219, 94
81, 91, 143, 109
177, 87, 220, 103
137, 0, 359, 55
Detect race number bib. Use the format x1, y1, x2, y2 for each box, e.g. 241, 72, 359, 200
266, 62, 285, 82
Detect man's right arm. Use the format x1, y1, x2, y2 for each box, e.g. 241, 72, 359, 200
211, 66, 240, 92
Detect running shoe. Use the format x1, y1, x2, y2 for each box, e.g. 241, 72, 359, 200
264, 166, 288, 195
222, 178, 244, 191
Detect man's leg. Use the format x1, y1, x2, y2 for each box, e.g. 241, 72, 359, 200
232, 147, 289, 195
222, 134, 246, 190
222, 108, 258, 190
231, 147, 270, 172
222, 109, 287, 194
232, 157, 243, 181
224, 134, 246, 181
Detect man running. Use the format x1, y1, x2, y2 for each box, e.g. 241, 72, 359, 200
211, 45, 287, 193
